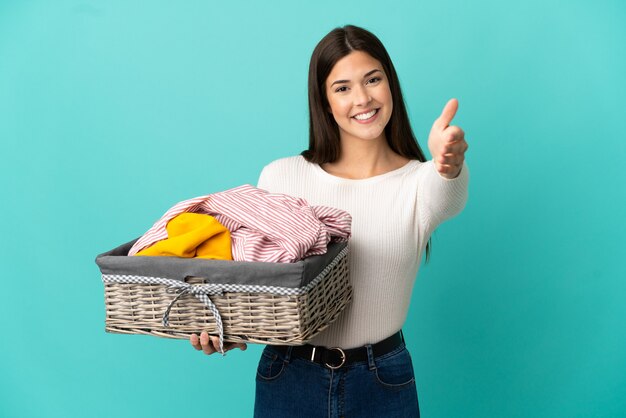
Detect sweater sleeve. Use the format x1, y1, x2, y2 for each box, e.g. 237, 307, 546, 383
256, 162, 276, 191
417, 160, 469, 232
256, 165, 269, 190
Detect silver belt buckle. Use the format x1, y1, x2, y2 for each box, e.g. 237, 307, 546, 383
324, 347, 346, 369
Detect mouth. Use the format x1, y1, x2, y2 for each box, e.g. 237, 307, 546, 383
352, 108, 379, 122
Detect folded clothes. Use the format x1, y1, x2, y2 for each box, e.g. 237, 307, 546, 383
128, 184, 351, 263
135, 213, 232, 260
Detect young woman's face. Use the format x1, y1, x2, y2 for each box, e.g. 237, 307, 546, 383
325, 50, 393, 144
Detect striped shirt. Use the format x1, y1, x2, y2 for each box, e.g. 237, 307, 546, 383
128, 184, 352, 263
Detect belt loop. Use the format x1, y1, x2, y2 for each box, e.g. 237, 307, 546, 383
285, 346, 293, 363
366, 344, 376, 370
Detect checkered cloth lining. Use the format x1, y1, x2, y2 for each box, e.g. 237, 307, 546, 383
101, 246, 348, 354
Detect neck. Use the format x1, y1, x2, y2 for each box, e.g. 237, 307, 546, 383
323, 134, 408, 179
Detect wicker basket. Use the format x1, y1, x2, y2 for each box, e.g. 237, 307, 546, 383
96, 239, 352, 348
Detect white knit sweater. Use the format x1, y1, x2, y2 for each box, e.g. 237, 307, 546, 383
257, 155, 469, 349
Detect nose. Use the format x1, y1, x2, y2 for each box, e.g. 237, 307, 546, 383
353, 85, 371, 106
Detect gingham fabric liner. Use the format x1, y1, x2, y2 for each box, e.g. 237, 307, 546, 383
101, 246, 349, 354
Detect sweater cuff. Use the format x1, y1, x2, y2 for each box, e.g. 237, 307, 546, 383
422, 160, 469, 225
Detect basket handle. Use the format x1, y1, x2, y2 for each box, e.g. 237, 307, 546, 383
164, 283, 225, 354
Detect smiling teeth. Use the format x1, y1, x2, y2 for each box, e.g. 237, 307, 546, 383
354, 109, 377, 120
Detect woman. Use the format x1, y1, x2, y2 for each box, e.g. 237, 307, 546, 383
190, 24, 469, 417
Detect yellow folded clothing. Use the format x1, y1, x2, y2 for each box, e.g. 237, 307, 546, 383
135, 213, 232, 260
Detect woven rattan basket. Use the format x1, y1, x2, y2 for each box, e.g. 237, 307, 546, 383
96, 239, 352, 348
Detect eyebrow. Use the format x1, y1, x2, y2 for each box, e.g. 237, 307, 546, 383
330, 69, 382, 87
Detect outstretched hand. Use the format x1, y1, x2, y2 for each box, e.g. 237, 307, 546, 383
428, 98, 468, 179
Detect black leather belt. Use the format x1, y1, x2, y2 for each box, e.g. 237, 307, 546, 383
272, 330, 404, 369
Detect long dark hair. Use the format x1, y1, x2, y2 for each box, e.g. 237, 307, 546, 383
302, 24, 432, 261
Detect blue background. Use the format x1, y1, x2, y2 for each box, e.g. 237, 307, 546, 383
1, 1, 625, 417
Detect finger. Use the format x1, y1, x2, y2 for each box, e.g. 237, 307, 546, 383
442, 125, 464, 143
190, 333, 203, 351
436, 157, 462, 168
439, 154, 464, 165
434, 156, 462, 169
230, 342, 247, 351
437, 98, 459, 129
436, 163, 462, 177
218, 340, 248, 352
200, 331, 215, 355
443, 140, 468, 154
210, 335, 222, 353
222, 342, 236, 351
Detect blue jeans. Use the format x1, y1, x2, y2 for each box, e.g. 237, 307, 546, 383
254, 341, 420, 417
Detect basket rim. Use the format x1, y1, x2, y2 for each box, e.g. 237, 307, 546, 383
96, 239, 348, 289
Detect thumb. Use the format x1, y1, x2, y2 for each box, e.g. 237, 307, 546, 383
437, 98, 459, 129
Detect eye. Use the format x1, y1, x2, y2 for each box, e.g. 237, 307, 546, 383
367, 76, 381, 84
334, 86, 348, 93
